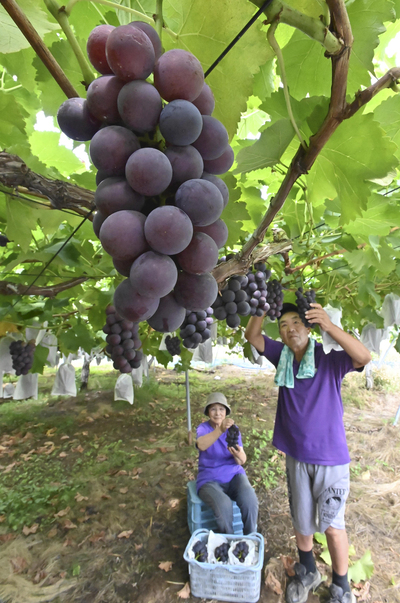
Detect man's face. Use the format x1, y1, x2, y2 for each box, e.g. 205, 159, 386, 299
278, 312, 310, 353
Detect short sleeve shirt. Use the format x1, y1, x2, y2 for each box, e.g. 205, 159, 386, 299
261, 335, 361, 465
196, 421, 245, 492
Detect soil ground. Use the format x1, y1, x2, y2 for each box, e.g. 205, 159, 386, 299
0, 364, 399, 603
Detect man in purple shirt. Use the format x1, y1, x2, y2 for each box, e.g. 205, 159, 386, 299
245, 302, 371, 603
196, 392, 258, 534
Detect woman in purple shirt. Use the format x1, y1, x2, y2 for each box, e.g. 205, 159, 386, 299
245, 302, 371, 603
196, 392, 258, 534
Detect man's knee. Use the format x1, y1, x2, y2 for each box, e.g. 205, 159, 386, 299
325, 526, 347, 541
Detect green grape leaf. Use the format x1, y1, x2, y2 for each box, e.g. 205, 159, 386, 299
6, 198, 37, 252
29, 131, 87, 177
373, 94, 400, 160
58, 319, 94, 354
348, 550, 374, 584
0, 0, 60, 54
235, 119, 295, 174
31, 343, 50, 375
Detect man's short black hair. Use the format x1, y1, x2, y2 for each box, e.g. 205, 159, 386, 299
278, 303, 299, 321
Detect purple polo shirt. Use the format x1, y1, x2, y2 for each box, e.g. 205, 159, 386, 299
196, 421, 245, 492
261, 335, 361, 465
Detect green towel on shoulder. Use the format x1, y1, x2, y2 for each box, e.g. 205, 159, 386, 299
274, 338, 316, 388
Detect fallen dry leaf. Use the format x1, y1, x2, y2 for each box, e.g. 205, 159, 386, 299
22, 523, 39, 535
135, 543, 143, 551
265, 570, 283, 595
119, 487, 128, 494
63, 519, 77, 529
0, 534, 15, 543
75, 493, 88, 502
119, 504, 127, 508
59, 452, 68, 458
160, 446, 175, 453
142, 449, 157, 455
55, 506, 70, 518
116, 470, 128, 476
97, 455, 108, 462
32, 569, 47, 584
47, 528, 57, 538
354, 582, 371, 601
168, 498, 180, 509
281, 554, 295, 576
0, 515, 5, 523
73, 445, 84, 453
177, 582, 191, 599
10, 556, 28, 573
63, 538, 74, 547
101, 493, 111, 500
118, 530, 133, 539
159, 561, 173, 572
89, 531, 105, 543
46, 428, 57, 436
81, 431, 88, 436
60, 435, 70, 440
132, 467, 142, 475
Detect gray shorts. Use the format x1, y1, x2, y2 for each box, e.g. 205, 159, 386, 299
286, 455, 350, 535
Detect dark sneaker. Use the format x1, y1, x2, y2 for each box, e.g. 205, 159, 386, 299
327, 584, 356, 603
285, 563, 322, 603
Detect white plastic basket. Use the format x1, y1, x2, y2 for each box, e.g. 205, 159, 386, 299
183, 528, 264, 602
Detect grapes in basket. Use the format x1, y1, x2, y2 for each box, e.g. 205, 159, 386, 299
192, 540, 207, 562
214, 542, 230, 562
232, 540, 250, 563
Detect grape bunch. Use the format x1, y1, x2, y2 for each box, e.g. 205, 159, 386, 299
226, 424, 240, 451
241, 262, 272, 318
214, 542, 230, 562
179, 308, 213, 349
165, 335, 181, 356
9, 340, 35, 376
265, 278, 284, 320
102, 305, 143, 372
212, 275, 251, 329
232, 541, 249, 563
57, 22, 233, 336
192, 540, 208, 563
295, 287, 316, 327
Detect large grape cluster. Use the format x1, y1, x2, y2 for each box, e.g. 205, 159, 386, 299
212, 275, 250, 329
57, 22, 233, 337
232, 541, 249, 563
102, 305, 143, 373
295, 287, 316, 327
179, 308, 213, 350
265, 278, 284, 320
9, 340, 35, 376
226, 424, 239, 450
192, 540, 208, 563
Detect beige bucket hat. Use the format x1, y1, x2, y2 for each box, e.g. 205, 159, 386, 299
203, 392, 231, 416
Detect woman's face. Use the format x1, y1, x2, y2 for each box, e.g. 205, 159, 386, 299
207, 403, 227, 427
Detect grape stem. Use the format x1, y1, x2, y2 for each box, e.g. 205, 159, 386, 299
155, 0, 164, 42
267, 22, 307, 150
64, 0, 178, 40
44, 0, 95, 88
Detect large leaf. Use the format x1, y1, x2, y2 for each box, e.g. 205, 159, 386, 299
348, 550, 374, 583
0, 0, 59, 54
345, 194, 400, 237
373, 94, 400, 160
29, 131, 87, 177
235, 119, 295, 174
306, 112, 399, 224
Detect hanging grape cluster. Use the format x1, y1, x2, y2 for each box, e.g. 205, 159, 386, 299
9, 340, 35, 376
102, 305, 143, 373
212, 262, 284, 328
57, 22, 233, 346
179, 308, 214, 350
295, 287, 316, 327
165, 335, 181, 356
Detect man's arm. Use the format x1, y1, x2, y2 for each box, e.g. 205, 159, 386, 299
306, 304, 372, 368
244, 314, 265, 353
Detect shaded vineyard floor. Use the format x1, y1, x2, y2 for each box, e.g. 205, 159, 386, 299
0, 364, 399, 603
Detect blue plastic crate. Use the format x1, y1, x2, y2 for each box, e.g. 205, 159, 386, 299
187, 480, 244, 535
183, 528, 264, 602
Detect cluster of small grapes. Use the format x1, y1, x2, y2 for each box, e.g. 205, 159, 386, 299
265, 278, 284, 320
226, 424, 240, 451
165, 335, 181, 356
102, 305, 143, 373
179, 308, 213, 350
212, 275, 250, 329
295, 287, 316, 327
192, 540, 208, 562
9, 340, 35, 376
241, 262, 272, 318
232, 541, 250, 563
57, 22, 232, 337
214, 542, 230, 563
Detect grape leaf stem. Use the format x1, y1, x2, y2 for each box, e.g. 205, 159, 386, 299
267, 22, 307, 150
44, 0, 95, 89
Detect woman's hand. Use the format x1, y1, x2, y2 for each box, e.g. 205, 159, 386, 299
220, 417, 234, 432
228, 445, 246, 465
